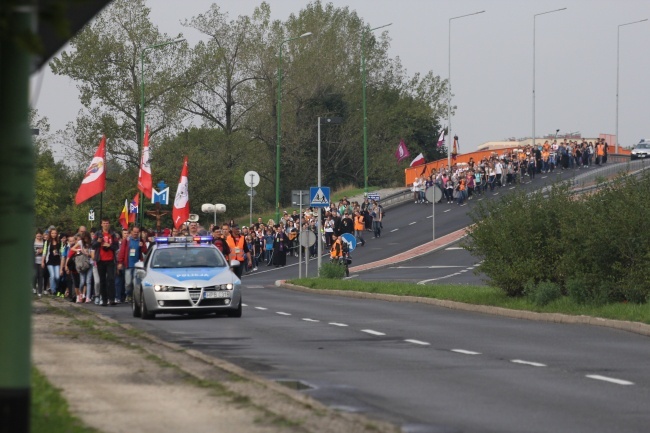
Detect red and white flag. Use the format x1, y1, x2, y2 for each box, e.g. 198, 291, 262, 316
75, 136, 107, 204
172, 156, 189, 229
138, 125, 153, 199
394, 139, 410, 163
437, 129, 445, 147
410, 153, 425, 167
118, 199, 129, 230
128, 192, 139, 224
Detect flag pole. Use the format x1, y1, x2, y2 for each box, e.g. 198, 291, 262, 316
99, 192, 103, 221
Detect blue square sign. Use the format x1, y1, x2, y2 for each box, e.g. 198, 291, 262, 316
310, 186, 330, 208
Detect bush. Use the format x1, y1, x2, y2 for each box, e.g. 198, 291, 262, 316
319, 262, 346, 279
566, 275, 609, 305
526, 280, 562, 306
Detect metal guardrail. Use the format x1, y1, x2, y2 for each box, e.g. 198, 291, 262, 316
377, 189, 412, 210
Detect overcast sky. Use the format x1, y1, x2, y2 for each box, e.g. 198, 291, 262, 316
31, 0, 649, 159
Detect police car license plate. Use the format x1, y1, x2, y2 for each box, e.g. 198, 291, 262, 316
204, 291, 230, 299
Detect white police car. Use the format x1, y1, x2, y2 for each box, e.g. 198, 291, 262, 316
132, 236, 242, 319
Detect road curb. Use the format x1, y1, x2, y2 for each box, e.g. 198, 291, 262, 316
277, 282, 650, 338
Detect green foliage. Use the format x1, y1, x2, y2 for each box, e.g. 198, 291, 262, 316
466, 172, 650, 304
31, 367, 99, 433
525, 280, 563, 307
319, 262, 346, 279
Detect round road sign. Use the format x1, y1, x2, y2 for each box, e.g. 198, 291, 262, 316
340, 233, 357, 252
299, 230, 317, 247
425, 186, 443, 203
244, 171, 260, 187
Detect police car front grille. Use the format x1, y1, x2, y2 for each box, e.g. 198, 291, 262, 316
188, 287, 201, 302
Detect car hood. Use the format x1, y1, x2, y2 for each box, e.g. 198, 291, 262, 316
144, 266, 240, 287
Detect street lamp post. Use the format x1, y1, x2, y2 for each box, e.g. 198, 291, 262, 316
362, 23, 392, 193
616, 19, 647, 154
139, 38, 185, 227
533, 8, 566, 149
447, 11, 484, 171
276, 32, 312, 223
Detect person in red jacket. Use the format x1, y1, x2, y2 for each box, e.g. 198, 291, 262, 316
117, 226, 147, 303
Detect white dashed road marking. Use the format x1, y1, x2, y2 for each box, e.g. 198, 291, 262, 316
586, 375, 634, 385
302, 318, 320, 322
361, 329, 386, 336
444, 209, 451, 213
511, 359, 546, 367
276, 312, 291, 316
409, 222, 417, 225
391, 228, 399, 232
254, 307, 267, 311
405, 339, 430, 346
329, 322, 348, 327
451, 349, 482, 355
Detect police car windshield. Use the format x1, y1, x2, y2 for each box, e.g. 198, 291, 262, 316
151, 247, 227, 269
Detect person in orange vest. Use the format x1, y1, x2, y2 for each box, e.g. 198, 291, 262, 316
330, 234, 343, 261
225, 224, 252, 279
353, 210, 366, 247
596, 141, 605, 165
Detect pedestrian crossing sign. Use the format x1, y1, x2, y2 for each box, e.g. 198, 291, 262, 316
309, 186, 330, 208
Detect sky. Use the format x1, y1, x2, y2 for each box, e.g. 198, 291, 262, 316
30, 0, 650, 160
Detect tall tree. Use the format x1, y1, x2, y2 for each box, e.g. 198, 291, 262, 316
50, 0, 189, 169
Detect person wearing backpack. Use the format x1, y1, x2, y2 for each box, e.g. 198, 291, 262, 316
72, 232, 94, 303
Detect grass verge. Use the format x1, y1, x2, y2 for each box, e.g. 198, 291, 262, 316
289, 278, 650, 325
31, 367, 99, 433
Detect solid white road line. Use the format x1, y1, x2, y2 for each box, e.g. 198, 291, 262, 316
302, 318, 320, 322
586, 375, 634, 385
361, 329, 386, 336
392, 265, 465, 269
405, 339, 430, 346
329, 322, 349, 327
246, 285, 264, 289
511, 359, 546, 367
276, 312, 291, 316
254, 307, 267, 311
445, 247, 463, 250
451, 349, 482, 355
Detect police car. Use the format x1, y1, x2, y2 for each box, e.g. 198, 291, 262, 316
132, 236, 242, 319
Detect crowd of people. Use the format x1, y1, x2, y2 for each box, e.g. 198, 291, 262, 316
411, 138, 610, 205
33, 197, 386, 304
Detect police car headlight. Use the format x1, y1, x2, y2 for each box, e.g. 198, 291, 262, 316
220, 283, 233, 291
154, 285, 171, 292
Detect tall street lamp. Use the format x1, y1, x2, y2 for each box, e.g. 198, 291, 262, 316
533, 8, 566, 149
616, 18, 647, 154
447, 11, 484, 171
140, 37, 185, 226
276, 32, 312, 222
362, 23, 392, 193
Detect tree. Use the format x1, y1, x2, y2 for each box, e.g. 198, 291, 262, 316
50, 0, 189, 170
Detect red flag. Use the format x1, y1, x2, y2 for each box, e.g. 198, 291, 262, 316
394, 139, 410, 163
118, 199, 129, 230
138, 125, 153, 199
410, 153, 425, 167
172, 156, 189, 230
128, 192, 139, 223
75, 136, 107, 204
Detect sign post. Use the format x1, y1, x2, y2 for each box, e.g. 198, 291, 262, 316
244, 171, 260, 227
292, 190, 310, 278
310, 186, 330, 275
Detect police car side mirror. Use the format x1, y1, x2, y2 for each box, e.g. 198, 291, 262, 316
135, 261, 144, 270
230, 259, 241, 268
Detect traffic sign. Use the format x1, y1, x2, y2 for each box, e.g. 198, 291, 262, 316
340, 233, 357, 252
425, 186, 443, 203
310, 186, 330, 207
88, 209, 95, 221
246, 189, 257, 197
367, 193, 380, 202
298, 230, 317, 247
244, 171, 260, 187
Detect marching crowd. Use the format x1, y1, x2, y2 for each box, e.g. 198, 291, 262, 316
33, 196, 385, 304
411, 138, 610, 205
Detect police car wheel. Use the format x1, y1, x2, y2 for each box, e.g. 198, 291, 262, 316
140, 292, 156, 320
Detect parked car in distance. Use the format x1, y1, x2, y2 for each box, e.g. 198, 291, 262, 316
630, 139, 649, 160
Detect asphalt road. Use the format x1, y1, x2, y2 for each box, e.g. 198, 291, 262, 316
96, 162, 650, 433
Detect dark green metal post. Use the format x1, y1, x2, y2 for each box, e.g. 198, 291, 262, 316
0, 2, 36, 432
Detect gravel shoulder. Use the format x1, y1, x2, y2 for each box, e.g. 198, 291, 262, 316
32, 297, 399, 433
